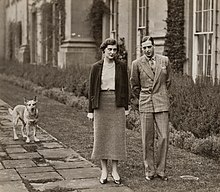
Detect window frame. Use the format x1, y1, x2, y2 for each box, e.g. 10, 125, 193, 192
193, 0, 216, 78
109, 0, 118, 40
136, 0, 148, 58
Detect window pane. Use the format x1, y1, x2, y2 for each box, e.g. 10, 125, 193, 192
114, 14, 117, 30
114, 0, 117, 12
197, 55, 203, 75
139, 0, 142, 7
204, 0, 210, 10
208, 34, 212, 54
196, 12, 202, 32
143, 7, 146, 26
196, 0, 202, 11
112, 14, 115, 30
204, 34, 207, 53
112, 0, 115, 12
139, 8, 142, 27
206, 55, 211, 75
203, 11, 208, 32
110, 0, 117, 37
211, 10, 213, 31
207, 11, 211, 32
198, 35, 204, 54
204, 34, 212, 76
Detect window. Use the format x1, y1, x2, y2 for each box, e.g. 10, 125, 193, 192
110, 0, 118, 40
18, 21, 22, 46
138, 0, 147, 29
137, 0, 148, 57
194, 0, 214, 76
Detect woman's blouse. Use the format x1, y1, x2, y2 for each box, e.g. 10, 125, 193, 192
101, 61, 115, 91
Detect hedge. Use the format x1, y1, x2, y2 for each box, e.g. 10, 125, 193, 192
0, 62, 220, 159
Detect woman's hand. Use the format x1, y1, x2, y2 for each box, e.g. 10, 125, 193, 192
87, 113, 94, 121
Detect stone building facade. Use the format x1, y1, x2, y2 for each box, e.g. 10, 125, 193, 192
1, 0, 97, 68
0, 0, 220, 81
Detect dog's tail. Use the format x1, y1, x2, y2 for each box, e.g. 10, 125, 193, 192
8, 108, 13, 115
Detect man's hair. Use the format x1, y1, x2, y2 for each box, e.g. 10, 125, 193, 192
100, 38, 118, 52
141, 36, 154, 46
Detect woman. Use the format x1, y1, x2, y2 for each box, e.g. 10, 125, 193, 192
87, 38, 129, 184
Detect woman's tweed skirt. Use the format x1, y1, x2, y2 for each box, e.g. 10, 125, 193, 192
91, 91, 126, 160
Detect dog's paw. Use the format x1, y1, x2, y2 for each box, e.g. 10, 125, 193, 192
22, 135, 27, 138
34, 137, 40, 142
26, 138, 30, 143
14, 136, 19, 140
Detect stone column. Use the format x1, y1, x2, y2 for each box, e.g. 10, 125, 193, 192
0, 0, 5, 60
19, 0, 30, 63
58, 0, 97, 68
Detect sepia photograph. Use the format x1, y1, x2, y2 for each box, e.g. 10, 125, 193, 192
0, 0, 219, 191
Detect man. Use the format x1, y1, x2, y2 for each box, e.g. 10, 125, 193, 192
130, 36, 171, 181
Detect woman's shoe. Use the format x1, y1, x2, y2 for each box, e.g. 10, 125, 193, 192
111, 174, 121, 184
157, 175, 168, 181
99, 178, 108, 184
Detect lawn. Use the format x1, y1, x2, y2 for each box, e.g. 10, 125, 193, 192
0, 80, 220, 192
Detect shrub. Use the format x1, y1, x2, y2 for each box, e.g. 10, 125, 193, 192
0, 61, 90, 98
87, 0, 110, 59
1, 60, 220, 159
191, 137, 213, 157
1, 68, 220, 159
169, 73, 220, 138
164, 0, 186, 73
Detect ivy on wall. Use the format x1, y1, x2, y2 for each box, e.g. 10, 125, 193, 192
87, 0, 128, 64
39, 0, 65, 65
87, 0, 110, 59
6, 0, 65, 64
7, 21, 22, 60
164, 0, 186, 73
41, 2, 53, 64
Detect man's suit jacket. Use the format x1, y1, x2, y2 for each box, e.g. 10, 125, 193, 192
130, 54, 171, 113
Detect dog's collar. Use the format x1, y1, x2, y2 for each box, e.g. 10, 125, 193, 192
28, 119, 38, 125
28, 113, 38, 120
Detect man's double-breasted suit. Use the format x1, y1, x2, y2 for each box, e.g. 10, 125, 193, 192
130, 54, 171, 177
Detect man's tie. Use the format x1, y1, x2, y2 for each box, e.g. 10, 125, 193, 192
149, 58, 155, 73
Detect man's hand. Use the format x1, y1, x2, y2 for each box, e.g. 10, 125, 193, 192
125, 110, 129, 116
130, 97, 139, 110
87, 113, 94, 121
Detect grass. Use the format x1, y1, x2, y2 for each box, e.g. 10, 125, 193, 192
0, 80, 220, 192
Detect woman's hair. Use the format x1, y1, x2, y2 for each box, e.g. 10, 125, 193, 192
141, 36, 154, 46
100, 38, 118, 52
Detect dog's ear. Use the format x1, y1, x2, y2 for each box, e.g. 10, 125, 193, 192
23, 97, 27, 105
33, 96, 38, 102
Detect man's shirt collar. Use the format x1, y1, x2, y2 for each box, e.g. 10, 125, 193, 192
144, 55, 155, 61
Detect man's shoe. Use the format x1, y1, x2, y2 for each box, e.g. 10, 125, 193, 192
145, 175, 154, 181
157, 175, 168, 181
99, 178, 108, 184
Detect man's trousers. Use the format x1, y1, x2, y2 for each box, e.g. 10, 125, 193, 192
140, 112, 169, 177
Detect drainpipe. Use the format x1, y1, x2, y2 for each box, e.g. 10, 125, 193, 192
27, 0, 29, 46
146, 0, 149, 35
15, 0, 18, 59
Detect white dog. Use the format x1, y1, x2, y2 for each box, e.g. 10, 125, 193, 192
8, 96, 40, 143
